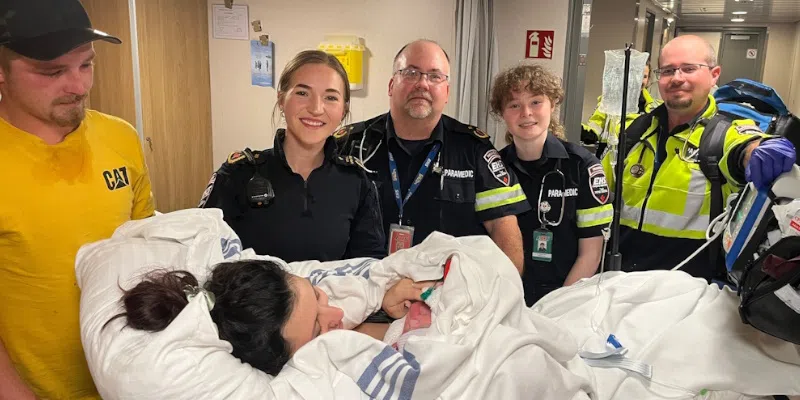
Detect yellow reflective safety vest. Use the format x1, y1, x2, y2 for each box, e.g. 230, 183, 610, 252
601, 96, 767, 240
582, 88, 662, 145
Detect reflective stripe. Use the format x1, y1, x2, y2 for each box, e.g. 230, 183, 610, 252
642, 209, 709, 233
586, 121, 603, 134
475, 184, 527, 212
621, 203, 642, 224
622, 203, 708, 239
576, 204, 613, 228
623, 175, 710, 240
687, 168, 708, 195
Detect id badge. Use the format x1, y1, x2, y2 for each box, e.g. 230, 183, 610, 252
531, 229, 553, 262
389, 223, 415, 254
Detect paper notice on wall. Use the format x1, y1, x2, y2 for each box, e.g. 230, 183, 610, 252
581, 4, 591, 37
251, 40, 274, 87
212, 4, 249, 40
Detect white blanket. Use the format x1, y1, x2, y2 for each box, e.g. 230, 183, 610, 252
77, 209, 592, 399
77, 209, 800, 399
533, 271, 800, 399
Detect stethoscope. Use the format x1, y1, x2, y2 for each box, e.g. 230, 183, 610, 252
536, 159, 565, 228
627, 118, 708, 177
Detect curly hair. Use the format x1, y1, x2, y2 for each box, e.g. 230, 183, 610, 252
489, 64, 566, 144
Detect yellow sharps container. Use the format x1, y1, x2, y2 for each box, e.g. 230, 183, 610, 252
318, 35, 365, 91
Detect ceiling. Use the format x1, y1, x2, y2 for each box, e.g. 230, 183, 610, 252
652, 0, 800, 25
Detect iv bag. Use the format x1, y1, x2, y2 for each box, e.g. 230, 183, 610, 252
599, 49, 649, 116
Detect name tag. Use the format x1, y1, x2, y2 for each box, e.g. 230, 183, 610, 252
442, 168, 474, 179
548, 188, 578, 198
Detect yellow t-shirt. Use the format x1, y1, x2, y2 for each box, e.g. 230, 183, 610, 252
0, 110, 155, 399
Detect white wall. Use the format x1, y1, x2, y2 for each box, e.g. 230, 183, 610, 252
788, 21, 800, 114
494, 0, 569, 78
762, 23, 798, 106
206, 0, 571, 166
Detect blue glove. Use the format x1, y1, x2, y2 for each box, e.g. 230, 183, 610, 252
745, 138, 796, 189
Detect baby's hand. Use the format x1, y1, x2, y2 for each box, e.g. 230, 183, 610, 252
382, 279, 435, 319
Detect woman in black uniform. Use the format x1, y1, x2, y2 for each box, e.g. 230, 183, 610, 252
199, 50, 385, 262
491, 64, 613, 306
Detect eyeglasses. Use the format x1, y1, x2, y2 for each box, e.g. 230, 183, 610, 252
654, 64, 712, 79
394, 68, 449, 85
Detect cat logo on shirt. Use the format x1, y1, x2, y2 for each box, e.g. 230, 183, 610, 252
103, 167, 130, 190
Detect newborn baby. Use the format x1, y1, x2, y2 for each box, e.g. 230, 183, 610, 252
383, 256, 452, 350
383, 292, 436, 351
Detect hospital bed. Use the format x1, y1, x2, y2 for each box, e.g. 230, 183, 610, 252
77, 209, 800, 399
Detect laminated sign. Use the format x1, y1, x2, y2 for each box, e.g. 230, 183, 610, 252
526, 30, 554, 59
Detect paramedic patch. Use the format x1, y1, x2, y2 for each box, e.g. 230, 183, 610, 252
548, 188, 578, 198
198, 172, 217, 207
588, 164, 609, 204
483, 149, 501, 164
683, 143, 700, 162
484, 149, 510, 186
489, 161, 510, 185
443, 168, 474, 179
735, 124, 762, 135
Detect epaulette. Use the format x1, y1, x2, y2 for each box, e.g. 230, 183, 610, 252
443, 115, 491, 141
467, 125, 490, 140
225, 148, 264, 166
226, 150, 247, 165
335, 155, 367, 170
334, 116, 386, 159
338, 120, 374, 140
332, 125, 353, 140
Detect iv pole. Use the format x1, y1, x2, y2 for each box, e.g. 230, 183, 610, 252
607, 43, 632, 272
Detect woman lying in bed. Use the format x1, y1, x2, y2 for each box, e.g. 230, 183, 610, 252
110, 259, 429, 375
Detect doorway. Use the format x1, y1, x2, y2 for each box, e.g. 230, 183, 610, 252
718, 31, 766, 85
81, 0, 214, 213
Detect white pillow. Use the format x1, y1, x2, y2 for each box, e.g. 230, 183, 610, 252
77, 211, 277, 399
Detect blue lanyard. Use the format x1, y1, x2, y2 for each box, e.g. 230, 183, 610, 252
388, 143, 441, 224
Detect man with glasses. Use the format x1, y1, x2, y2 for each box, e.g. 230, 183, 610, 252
336, 39, 529, 273
601, 35, 796, 280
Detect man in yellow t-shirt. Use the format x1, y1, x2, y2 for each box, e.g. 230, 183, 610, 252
0, 0, 155, 398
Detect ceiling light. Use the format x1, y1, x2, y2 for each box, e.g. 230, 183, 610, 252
732, 11, 747, 15
731, 18, 745, 22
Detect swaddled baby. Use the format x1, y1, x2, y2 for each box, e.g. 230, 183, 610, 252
383, 257, 452, 350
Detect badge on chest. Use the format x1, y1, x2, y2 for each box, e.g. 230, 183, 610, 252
532, 229, 554, 262
389, 223, 415, 254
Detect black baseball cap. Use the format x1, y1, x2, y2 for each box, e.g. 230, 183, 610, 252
0, 0, 121, 61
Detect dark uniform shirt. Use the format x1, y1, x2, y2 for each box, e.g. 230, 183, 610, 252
500, 135, 613, 306
199, 131, 385, 262
336, 113, 530, 247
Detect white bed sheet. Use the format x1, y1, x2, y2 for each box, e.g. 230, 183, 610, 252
77, 209, 800, 399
